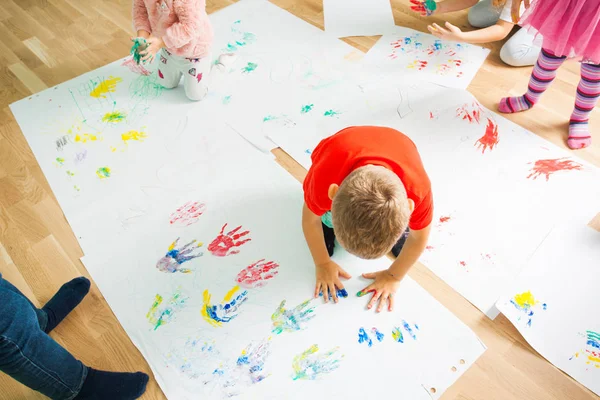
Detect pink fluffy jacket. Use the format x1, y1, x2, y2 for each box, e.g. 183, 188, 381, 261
132, 0, 214, 59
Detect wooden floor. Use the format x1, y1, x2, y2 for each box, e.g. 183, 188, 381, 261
0, 0, 598, 399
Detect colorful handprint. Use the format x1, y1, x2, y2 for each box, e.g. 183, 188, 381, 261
169, 201, 206, 226
236, 259, 280, 289
236, 338, 272, 384
156, 238, 203, 274
410, 0, 437, 16
201, 286, 249, 327
291, 344, 344, 380
208, 223, 251, 257
271, 299, 316, 334
146, 288, 188, 331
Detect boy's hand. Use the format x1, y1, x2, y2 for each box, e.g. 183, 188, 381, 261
314, 260, 351, 303
139, 36, 164, 64
358, 270, 401, 312
410, 0, 437, 16
428, 22, 464, 42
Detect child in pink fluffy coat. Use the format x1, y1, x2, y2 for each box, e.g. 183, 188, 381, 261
132, 0, 232, 101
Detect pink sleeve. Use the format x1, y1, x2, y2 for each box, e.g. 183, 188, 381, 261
163, 0, 204, 49
132, 0, 152, 33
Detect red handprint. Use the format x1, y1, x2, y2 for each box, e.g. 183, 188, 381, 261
236, 259, 280, 289
208, 223, 251, 257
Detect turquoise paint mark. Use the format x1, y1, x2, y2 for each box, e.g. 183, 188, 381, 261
324, 109, 341, 118
301, 104, 314, 114
242, 62, 258, 74
263, 115, 277, 122
222, 95, 232, 105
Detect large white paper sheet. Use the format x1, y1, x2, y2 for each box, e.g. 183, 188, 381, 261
80, 128, 485, 399
265, 81, 600, 317
496, 217, 600, 397
323, 0, 397, 38
8, 0, 360, 233
363, 27, 490, 89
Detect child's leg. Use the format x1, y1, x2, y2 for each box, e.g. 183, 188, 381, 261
467, 0, 501, 29
182, 55, 213, 101
156, 49, 182, 89
499, 48, 566, 113
568, 62, 600, 149
182, 53, 237, 101
499, 28, 541, 67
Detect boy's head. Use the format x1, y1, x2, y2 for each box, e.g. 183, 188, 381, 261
330, 165, 413, 259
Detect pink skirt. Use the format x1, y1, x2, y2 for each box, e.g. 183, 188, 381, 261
520, 0, 600, 64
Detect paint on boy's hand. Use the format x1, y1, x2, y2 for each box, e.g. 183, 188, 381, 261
356, 289, 374, 297
319, 288, 348, 299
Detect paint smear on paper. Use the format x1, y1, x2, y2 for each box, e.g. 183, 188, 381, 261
392, 327, 404, 343
407, 60, 428, 70
242, 62, 258, 74
224, 20, 257, 52
222, 95, 232, 105
301, 104, 314, 114
56, 135, 69, 151
271, 299, 316, 334
89, 76, 122, 98
102, 111, 127, 123
323, 109, 341, 118
201, 286, 248, 327
358, 327, 373, 347
319, 287, 349, 300
55, 157, 65, 166
456, 101, 483, 124
292, 345, 343, 380
236, 338, 272, 384
236, 259, 279, 288
510, 291, 547, 327
74, 150, 87, 165
475, 118, 499, 154
96, 167, 111, 179
169, 201, 206, 226
439, 216, 451, 223
570, 331, 600, 369
146, 288, 188, 330
122, 57, 151, 76
74, 133, 100, 143
164, 339, 220, 381
208, 223, 251, 257
130, 73, 165, 99
527, 158, 583, 181
122, 130, 148, 143
156, 237, 203, 274
372, 328, 384, 342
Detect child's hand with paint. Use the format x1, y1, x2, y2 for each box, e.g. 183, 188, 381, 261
314, 260, 351, 304
357, 270, 402, 313
410, 0, 437, 16
139, 36, 165, 64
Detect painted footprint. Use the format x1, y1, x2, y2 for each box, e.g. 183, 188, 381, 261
156, 238, 203, 274
271, 299, 316, 334
201, 286, 249, 327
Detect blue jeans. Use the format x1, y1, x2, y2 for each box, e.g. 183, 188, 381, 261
0, 273, 87, 400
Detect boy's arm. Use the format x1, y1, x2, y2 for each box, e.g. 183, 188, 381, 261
302, 203, 351, 302
387, 224, 431, 281
360, 223, 431, 312
428, 20, 514, 43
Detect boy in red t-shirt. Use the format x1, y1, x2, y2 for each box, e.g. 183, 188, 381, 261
302, 126, 433, 312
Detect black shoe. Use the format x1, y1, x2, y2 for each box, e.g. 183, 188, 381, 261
322, 223, 336, 257
391, 229, 410, 257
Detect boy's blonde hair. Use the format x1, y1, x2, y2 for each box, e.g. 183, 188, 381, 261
331, 165, 411, 259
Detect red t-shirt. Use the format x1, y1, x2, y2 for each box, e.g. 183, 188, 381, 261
303, 126, 433, 230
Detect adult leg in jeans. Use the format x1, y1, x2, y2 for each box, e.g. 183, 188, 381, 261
468, 0, 501, 28
0, 274, 149, 399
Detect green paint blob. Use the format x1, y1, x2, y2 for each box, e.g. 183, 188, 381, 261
301, 104, 314, 114
66, 170, 75, 177
263, 115, 276, 122
96, 167, 111, 179
102, 111, 126, 123
56, 157, 65, 166
241, 62, 258, 74
424, 0, 437, 15
130, 38, 147, 64
324, 109, 341, 117
222, 95, 232, 105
